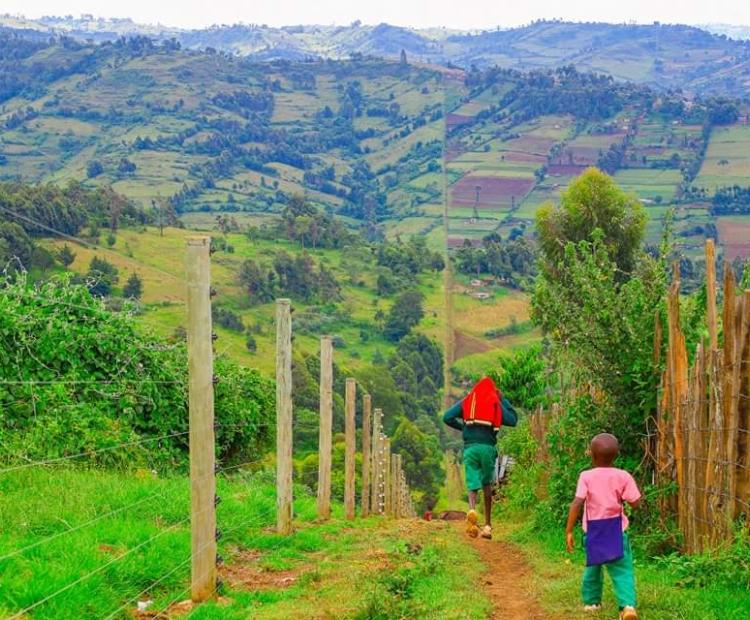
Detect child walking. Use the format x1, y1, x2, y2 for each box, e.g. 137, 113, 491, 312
565, 433, 641, 620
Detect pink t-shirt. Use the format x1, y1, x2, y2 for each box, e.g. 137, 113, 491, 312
575, 467, 641, 532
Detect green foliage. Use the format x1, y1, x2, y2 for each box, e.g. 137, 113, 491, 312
86, 255, 119, 296
532, 232, 665, 426
454, 235, 537, 290
536, 168, 647, 277
392, 419, 445, 510
0, 221, 33, 271
653, 528, 750, 589
0, 274, 274, 469
57, 244, 76, 267
487, 344, 547, 412
238, 251, 341, 306
384, 290, 424, 341
122, 272, 143, 300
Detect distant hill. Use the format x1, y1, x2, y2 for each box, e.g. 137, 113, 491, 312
1, 16, 750, 96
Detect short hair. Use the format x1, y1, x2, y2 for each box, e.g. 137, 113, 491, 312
591, 433, 619, 465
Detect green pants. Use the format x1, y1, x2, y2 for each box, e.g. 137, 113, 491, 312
582, 532, 637, 609
463, 443, 496, 492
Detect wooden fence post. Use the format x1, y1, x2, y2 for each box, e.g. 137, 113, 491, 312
395, 454, 403, 519
344, 378, 356, 520
706, 239, 718, 350
186, 236, 217, 601
371, 409, 382, 514
276, 299, 293, 535
391, 453, 400, 519
362, 394, 372, 517
317, 336, 333, 520
384, 438, 392, 516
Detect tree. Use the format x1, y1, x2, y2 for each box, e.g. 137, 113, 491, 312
58, 244, 76, 267
0, 221, 33, 271
87, 256, 119, 296
86, 160, 104, 178
384, 290, 424, 341
536, 167, 646, 277
123, 272, 143, 300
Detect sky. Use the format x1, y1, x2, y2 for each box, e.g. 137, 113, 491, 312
2, 0, 749, 31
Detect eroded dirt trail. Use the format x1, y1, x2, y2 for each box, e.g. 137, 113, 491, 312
455, 522, 561, 620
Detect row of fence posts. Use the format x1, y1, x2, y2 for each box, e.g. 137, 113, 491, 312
185, 237, 415, 603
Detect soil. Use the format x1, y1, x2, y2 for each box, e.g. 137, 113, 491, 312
455, 522, 564, 620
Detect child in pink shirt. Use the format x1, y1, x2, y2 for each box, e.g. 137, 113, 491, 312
565, 433, 642, 620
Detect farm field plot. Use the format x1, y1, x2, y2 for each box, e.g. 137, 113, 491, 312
614, 168, 683, 202
514, 176, 574, 220
695, 124, 750, 190
559, 131, 626, 166
716, 215, 750, 260
628, 119, 702, 166
450, 175, 535, 211
452, 286, 531, 340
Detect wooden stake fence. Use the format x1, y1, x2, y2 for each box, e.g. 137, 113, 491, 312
186, 236, 217, 601
371, 409, 383, 514
656, 241, 750, 553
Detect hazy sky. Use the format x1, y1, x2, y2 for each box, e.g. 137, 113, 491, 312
3, 0, 749, 30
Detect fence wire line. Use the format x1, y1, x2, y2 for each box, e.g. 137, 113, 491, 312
102, 501, 287, 620
0, 490, 166, 563
138, 515, 289, 620
0, 430, 191, 474
8, 513, 193, 620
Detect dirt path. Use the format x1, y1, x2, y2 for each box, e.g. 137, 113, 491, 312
456, 523, 561, 620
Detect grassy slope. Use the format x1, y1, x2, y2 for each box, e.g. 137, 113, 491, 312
0, 468, 489, 620
46, 225, 446, 375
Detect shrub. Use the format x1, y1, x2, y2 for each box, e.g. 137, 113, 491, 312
0, 274, 274, 469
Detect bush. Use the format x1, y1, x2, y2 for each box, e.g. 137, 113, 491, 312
0, 274, 274, 469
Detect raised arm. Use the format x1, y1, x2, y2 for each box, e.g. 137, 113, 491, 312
501, 396, 518, 427
442, 400, 464, 431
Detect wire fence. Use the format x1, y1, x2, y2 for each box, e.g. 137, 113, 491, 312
0, 215, 417, 618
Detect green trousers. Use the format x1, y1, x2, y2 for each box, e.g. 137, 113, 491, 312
582, 532, 637, 609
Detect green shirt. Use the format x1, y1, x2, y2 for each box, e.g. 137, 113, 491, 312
442, 396, 518, 446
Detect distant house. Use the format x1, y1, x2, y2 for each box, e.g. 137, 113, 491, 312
473, 292, 491, 300
470, 279, 483, 287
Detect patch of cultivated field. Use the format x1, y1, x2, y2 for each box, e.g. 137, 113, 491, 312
614, 168, 683, 202
696, 124, 750, 190
452, 287, 531, 340
716, 215, 750, 260
450, 174, 535, 211
560, 131, 626, 166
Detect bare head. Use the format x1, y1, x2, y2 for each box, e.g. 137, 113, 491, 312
590, 433, 619, 467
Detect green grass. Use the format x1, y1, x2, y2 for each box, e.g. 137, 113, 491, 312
0, 468, 490, 619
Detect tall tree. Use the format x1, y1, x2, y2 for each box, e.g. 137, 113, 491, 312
536, 167, 646, 278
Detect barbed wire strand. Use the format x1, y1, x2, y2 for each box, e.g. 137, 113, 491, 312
8, 514, 193, 620
0, 490, 166, 563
